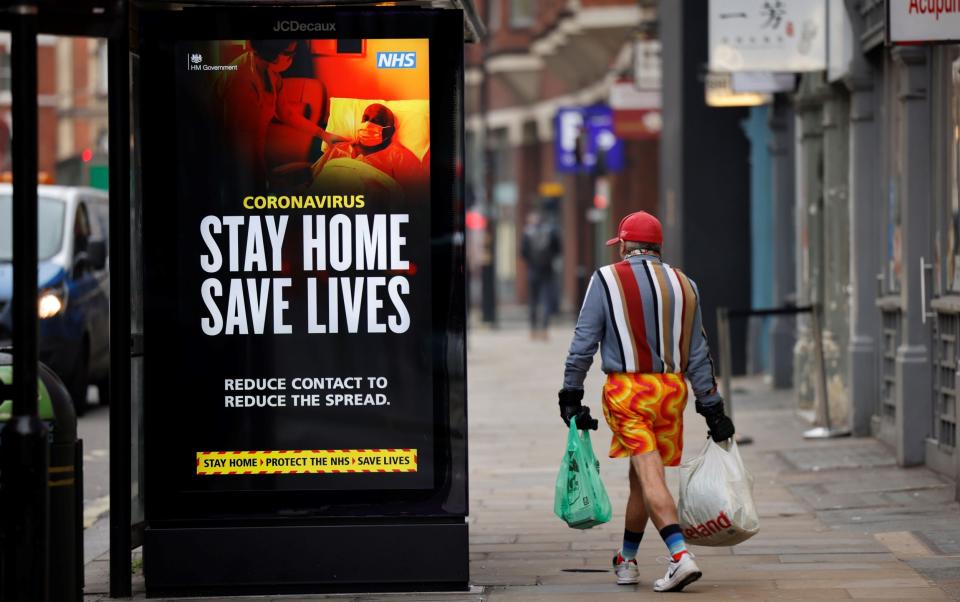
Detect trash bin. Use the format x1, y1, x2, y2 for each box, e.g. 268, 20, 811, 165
0, 352, 84, 602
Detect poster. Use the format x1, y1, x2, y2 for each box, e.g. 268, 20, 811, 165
949, 58, 960, 292
138, 6, 467, 532
155, 33, 437, 495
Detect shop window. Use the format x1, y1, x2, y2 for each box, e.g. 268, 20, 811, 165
930, 49, 960, 453
0, 52, 9, 91
509, 0, 536, 28
488, 128, 517, 291
881, 55, 904, 294
489, 127, 515, 197
96, 40, 108, 98
880, 310, 899, 421
488, 0, 501, 33
933, 313, 957, 449
947, 56, 960, 292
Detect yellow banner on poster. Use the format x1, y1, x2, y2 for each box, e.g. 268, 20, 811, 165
196, 449, 417, 475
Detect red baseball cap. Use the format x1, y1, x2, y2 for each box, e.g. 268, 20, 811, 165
605, 211, 663, 246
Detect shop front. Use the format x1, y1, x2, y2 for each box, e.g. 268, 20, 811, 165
928, 45, 960, 488
883, 0, 957, 484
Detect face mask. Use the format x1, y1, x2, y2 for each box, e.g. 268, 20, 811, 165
357, 122, 389, 147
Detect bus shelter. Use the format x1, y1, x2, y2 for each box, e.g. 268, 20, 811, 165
0, 1, 480, 598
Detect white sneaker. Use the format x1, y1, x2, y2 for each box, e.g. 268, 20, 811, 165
611, 552, 640, 585
653, 553, 701, 592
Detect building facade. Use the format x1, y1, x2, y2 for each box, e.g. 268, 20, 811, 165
0, 35, 109, 185
770, 1, 959, 497
658, 0, 753, 374
465, 0, 660, 315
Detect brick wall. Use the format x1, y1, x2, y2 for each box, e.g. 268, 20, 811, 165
38, 45, 57, 176
71, 38, 90, 154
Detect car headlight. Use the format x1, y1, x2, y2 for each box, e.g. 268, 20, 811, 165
38, 289, 65, 319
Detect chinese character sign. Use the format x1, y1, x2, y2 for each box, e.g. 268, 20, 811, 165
709, 0, 827, 72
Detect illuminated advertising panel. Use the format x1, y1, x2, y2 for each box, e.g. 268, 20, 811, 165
138, 1, 464, 538
176, 35, 436, 490
137, 7, 466, 592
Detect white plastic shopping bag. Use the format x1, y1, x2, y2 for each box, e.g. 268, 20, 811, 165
677, 438, 759, 546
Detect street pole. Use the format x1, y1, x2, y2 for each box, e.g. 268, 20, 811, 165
107, 14, 133, 596
574, 125, 591, 302
479, 33, 497, 325
1, 1, 50, 599
716, 306, 753, 445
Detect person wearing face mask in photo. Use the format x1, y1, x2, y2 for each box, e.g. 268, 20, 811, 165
217, 39, 347, 190
312, 103, 426, 195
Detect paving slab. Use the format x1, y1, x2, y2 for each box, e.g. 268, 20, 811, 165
779, 442, 898, 471
846, 588, 949, 599
775, 576, 934, 589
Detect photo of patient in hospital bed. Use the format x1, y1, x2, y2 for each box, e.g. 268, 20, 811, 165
309, 100, 429, 199
207, 37, 430, 199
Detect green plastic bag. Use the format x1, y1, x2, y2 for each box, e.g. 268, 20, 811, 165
553, 417, 612, 529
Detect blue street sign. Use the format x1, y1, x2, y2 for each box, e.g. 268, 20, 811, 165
554, 104, 624, 174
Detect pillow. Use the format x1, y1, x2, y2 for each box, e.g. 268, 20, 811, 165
323, 97, 430, 161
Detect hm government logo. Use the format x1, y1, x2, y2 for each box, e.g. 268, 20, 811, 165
273, 20, 336, 33
187, 51, 238, 73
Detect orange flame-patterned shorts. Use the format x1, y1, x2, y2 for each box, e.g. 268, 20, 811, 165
601, 372, 688, 466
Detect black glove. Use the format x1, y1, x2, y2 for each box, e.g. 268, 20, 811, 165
696, 400, 735, 442
558, 388, 598, 430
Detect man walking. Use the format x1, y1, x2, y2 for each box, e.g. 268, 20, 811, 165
521, 210, 561, 340
558, 211, 735, 592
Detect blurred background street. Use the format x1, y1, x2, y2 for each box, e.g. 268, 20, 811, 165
462, 0, 960, 591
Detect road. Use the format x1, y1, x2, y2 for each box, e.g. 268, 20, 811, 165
77, 387, 110, 528
76, 386, 114, 575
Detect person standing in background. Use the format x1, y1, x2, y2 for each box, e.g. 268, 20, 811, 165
521, 210, 561, 340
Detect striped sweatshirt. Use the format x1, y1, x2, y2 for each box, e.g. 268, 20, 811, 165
563, 254, 721, 407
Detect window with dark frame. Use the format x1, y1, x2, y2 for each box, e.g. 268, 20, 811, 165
0, 51, 10, 91
488, 0, 501, 32
509, 0, 536, 28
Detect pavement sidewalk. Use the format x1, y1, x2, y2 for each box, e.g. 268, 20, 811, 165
84, 322, 960, 601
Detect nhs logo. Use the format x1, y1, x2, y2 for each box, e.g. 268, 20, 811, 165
376, 52, 417, 69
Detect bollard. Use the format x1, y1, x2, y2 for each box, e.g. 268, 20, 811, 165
38, 361, 84, 602
0, 353, 84, 601
716, 307, 733, 421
